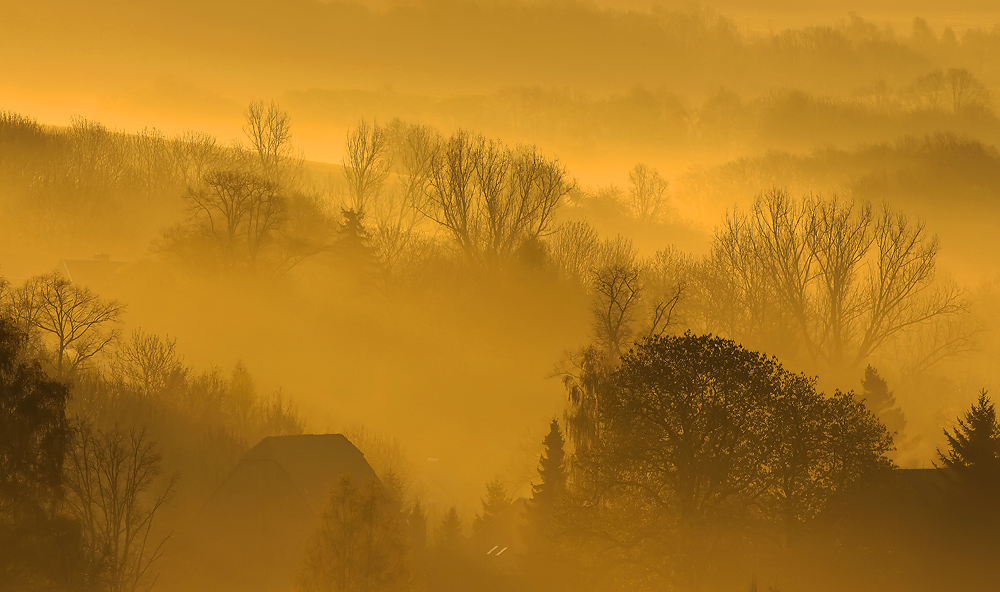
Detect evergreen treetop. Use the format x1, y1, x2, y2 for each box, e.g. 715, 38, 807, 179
937, 389, 1000, 482
531, 419, 567, 511
473, 477, 512, 532
862, 365, 907, 437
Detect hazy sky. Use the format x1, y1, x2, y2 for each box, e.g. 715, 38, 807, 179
4, 0, 1000, 168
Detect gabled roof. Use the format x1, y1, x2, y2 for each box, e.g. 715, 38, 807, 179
176, 434, 380, 592
235, 433, 378, 511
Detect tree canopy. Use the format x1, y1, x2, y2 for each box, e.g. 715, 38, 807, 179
566, 332, 893, 537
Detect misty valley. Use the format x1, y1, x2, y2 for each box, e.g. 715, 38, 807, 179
3, 1, 1000, 591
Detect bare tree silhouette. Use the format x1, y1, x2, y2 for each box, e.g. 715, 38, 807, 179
64, 424, 176, 592
17, 272, 125, 377
422, 130, 572, 268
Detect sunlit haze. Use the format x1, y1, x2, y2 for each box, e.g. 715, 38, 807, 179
2, 1, 1000, 591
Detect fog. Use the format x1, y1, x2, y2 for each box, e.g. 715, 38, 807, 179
3, 1, 1000, 591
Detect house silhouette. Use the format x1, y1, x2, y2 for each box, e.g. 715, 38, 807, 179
174, 434, 380, 592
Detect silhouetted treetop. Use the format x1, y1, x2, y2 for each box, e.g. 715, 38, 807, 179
530, 419, 567, 519
0, 317, 71, 518
567, 332, 893, 526
421, 130, 573, 268
937, 389, 1000, 484
699, 189, 966, 375
861, 365, 907, 438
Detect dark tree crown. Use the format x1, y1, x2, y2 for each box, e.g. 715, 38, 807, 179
937, 389, 1000, 479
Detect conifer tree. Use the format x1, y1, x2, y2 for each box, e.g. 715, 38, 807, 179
531, 419, 567, 516
407, 500, 427, 553
473, 477, 512, 533
862, 365, 907, 437
937, 389, 1000, 484
522, 419, 573, 591
0, 317, 81, 589
334, 208, 375, 279
437, 506, 463, 552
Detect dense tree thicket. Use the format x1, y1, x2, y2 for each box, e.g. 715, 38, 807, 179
0, 318, 79, 590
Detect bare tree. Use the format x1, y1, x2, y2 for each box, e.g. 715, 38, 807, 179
857, 207, 964, 361
626, 164, 670, 224
366, 121, 438, 289
300, 475, 407, 592
909, 70, 947, 110
591, 237, 643, 358
422, 130, 572, 268
642, 247, 688, 339
945, 68, 990, 113
386, 120, 436, 214
343, 119, 392, 216
244, 100, 295, 184
24, 272, 125, 376
547, 220, 600, 285
170, 131, 224, 188
342, 424, 415, 503
184, 169, 287, 270
702, 189, 966, 374
64, 423, 176, 592
268, 192, 339, 278
111, 331, 183, 399
910, 68, 990, 113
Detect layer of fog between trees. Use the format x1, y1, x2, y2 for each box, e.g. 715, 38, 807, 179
2, 94, 999, 590
3, 4, 1000, 590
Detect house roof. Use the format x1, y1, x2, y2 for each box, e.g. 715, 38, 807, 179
178, 434, 380, 592
238, 433, 378, 511
208, 433, 379, 515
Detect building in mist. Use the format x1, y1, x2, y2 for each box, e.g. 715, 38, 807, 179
172, 434, 379, 592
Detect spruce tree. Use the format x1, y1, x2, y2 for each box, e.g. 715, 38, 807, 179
531, 419, 567, 516
473, 477, 512, 533
523, 419, 571, 590
861, 365, 907, 437
437, 506, 463, 552
937, 389, 1000, 484
334, 208, 375, 279
407, 500, 428, 553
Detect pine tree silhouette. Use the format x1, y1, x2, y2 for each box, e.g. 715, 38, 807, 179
473, 478, 512, 532
530, 419, 567, 515
937, 389, 1000, 484
437, 506, 463, 551
334, 208, 375, 278
407, 500, 428, 553
861, 365, 906, 437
